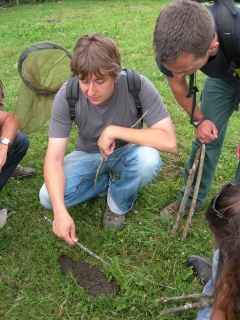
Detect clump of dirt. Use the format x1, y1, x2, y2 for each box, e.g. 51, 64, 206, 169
58, 256, 120, 297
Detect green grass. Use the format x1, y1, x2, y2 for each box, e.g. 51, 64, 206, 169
0, 0, 239, 319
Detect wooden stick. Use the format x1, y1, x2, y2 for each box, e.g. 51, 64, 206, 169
159, 299, 213, 315
171, 147, 201, 235
130, 110, 149, 128
181, 144, 205, 242
94, 158, 104, 189
156, 292, 213, 303
43, 216, 111, 268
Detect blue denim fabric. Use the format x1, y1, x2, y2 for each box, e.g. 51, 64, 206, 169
0, 131, 29, 191
39, 143, 162, 214
196, 250, 219, 320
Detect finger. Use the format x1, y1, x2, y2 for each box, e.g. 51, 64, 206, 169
63, 234, 77, 246
211, 126, 218, 139
69, 226, 78, 244
99, 148, 108, 160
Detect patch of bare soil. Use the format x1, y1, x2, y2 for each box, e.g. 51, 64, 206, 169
58, 256, 120, 297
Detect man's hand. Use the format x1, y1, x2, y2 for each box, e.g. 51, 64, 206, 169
195, 119, 218, 143
98, 126, 116, 159
52, 209, 78, 245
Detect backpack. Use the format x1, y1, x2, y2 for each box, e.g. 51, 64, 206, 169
65, 68, 143, 126
193, 0, 240, 72
214, 0, 240, 77
189, 0, 240, 124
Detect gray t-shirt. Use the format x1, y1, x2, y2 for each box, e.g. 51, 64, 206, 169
49, 70, 169, 153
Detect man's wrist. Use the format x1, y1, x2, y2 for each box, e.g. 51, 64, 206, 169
190, 116, 207, 128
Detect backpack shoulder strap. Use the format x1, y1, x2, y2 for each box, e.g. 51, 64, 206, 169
65, 76, 79, 121
123, 68, 142, 120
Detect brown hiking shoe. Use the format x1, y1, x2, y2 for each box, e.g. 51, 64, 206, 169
103, 204, 125, 231
11, 165, 36, 178
161, 202, 202, 218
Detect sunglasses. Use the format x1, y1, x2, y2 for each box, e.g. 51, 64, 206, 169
211, 183, 235, 222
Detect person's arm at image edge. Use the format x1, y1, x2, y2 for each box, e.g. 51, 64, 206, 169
0, 111, 20, 171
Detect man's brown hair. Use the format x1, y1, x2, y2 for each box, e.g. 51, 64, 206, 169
71, 33, 122, 79
153, 0, 215, 64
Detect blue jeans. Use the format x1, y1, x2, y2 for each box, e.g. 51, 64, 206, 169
0, 131, 29, 191
39, 143, 162, 214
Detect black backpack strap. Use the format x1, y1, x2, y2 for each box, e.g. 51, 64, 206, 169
65, 76, 79, 121
123, 68, 143, 126
187, 73, 199, 125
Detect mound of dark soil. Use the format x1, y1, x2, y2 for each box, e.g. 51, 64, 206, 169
58, 256, 120, 297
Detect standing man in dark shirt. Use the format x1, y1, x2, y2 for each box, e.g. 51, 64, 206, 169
153, 0, 240, 215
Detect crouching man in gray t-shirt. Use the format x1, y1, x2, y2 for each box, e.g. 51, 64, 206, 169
39, 33, 177, 245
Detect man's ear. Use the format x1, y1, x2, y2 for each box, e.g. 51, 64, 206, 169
208, 33, 219, 55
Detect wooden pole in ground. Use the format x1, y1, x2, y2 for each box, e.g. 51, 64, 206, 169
171, 147, 201, 235
181, 144, 205, 242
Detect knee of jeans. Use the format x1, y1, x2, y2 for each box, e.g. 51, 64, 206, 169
17, 131, 30, 150
139, 148, 162, 177
39, 185, 53, 210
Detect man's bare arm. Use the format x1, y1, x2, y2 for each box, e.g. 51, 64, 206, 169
43, 137, 78, 245
0, 111, 20, 171
98, 117, 177, 159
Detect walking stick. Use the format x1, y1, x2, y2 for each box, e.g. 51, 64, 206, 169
181, 144, 205, 242
171, 144, 205, 240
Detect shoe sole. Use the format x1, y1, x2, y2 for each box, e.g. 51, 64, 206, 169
11, 173, 36, 179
